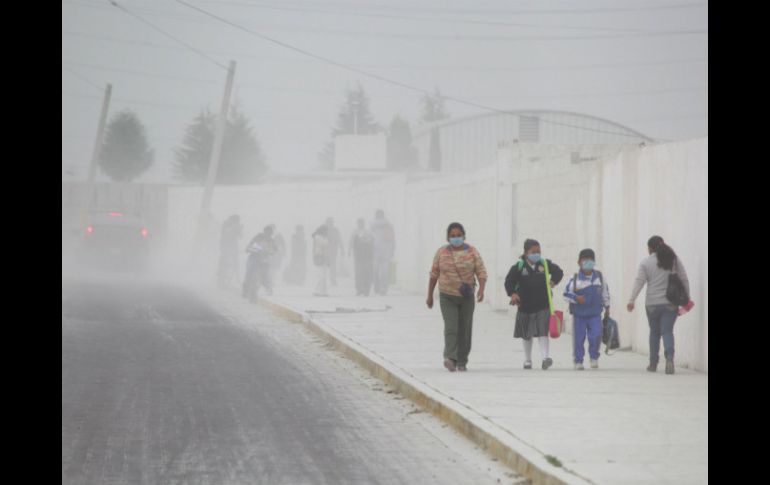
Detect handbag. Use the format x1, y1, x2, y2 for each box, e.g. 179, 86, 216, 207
543, 259, 564, 338
449, 245, 475, 298
666, 259, 690, 306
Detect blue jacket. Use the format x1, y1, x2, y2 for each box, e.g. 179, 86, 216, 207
563, 270, 610, 318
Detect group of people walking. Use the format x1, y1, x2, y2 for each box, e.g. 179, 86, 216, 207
427, 223, 691, 375
215, 210, 397, 301
311, 210, 396, 297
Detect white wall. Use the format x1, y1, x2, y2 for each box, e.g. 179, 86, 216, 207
164, 137, 708, 370
620, 139, 708, 371
498, 139, 708, 371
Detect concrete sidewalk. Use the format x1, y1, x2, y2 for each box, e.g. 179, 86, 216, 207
240, 282, 707, 485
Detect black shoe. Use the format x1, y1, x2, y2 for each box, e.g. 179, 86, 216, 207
443, 358, 456, 372
523, 361, 532, 370
457, 365, 467, 372
647, 362, 658, 372
542, 358, 553, 370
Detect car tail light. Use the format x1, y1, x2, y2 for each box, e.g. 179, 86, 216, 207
109, 212, 124, 217
86, 225, 93, 235
141, 228, 148, 238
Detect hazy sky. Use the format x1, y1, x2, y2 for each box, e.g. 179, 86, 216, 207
62, 0, 708, 182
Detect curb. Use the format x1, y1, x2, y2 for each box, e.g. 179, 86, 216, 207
259, 297, 588, 485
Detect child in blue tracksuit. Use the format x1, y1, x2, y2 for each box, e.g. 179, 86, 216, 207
563, 249, 611, 370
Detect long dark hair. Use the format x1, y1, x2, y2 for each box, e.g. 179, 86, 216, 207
648, 235, 676, 271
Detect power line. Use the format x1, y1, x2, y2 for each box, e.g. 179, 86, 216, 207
200, 0, 709, 16
67, 0, 709, 35
63, 30, 707, 73
108, 0, 228, 70
63, 91, 204, 111
173, 1, 459, 100
62, 66, 103, 91
63, 30, 194, 52
174, 0, 660, 139
525, 85, 708, 99
64, 2, 705, 138
62, 91, 332, 122
367, 58, 709, 73
186, 25, 708, 43
62, 30, 314, 65
201, 1, 706, 35
62, 60, 351, 94
65, 0, 222, 26
62, 59, 707, 100
62, 60, 221, 85
71, 0, 708, 41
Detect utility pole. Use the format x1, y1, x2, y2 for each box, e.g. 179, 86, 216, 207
193, 60, 236, 262
81, 83, 112, 225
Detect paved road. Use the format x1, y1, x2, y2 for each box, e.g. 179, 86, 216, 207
62, 277, 523, 484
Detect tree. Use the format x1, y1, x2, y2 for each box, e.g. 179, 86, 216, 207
427, 130, 443, 172
420, 87, 450, 125
99, 110, 154, 182
420, 88, 450, 171
319, 83, 381, 169
386, 116, 418, 170
173, 106, 267, 184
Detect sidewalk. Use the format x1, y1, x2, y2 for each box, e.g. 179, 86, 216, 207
244, 282, 707, 485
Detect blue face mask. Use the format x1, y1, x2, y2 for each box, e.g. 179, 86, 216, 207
527, 253, 541, 263
581, 260, 595, 271
449, 236, 465, 247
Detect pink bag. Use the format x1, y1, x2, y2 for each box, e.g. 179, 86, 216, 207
678, 300, 695, 316
543, 259, 564, 338
549, 310, 565, 338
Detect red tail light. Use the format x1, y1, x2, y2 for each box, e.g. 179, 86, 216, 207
141, 228, 148, 238
86, 225, 93, 235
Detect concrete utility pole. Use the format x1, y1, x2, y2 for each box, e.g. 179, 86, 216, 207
81, 83, 112, 224
193, 60, 236, 262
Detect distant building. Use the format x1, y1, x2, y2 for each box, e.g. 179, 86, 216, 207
413, 110, 654, 172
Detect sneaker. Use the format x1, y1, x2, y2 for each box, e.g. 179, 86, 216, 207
444, 358, 457, 372
646, 362, 658, 372
590, 359, 599, 369
665, 359, 675, 375
457, 365, 467, 372
574, 363, 585, 370
523, 361, 532, 370
542, 358, 553, 370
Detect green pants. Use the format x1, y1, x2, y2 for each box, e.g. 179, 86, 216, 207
439, 292, 475, 366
